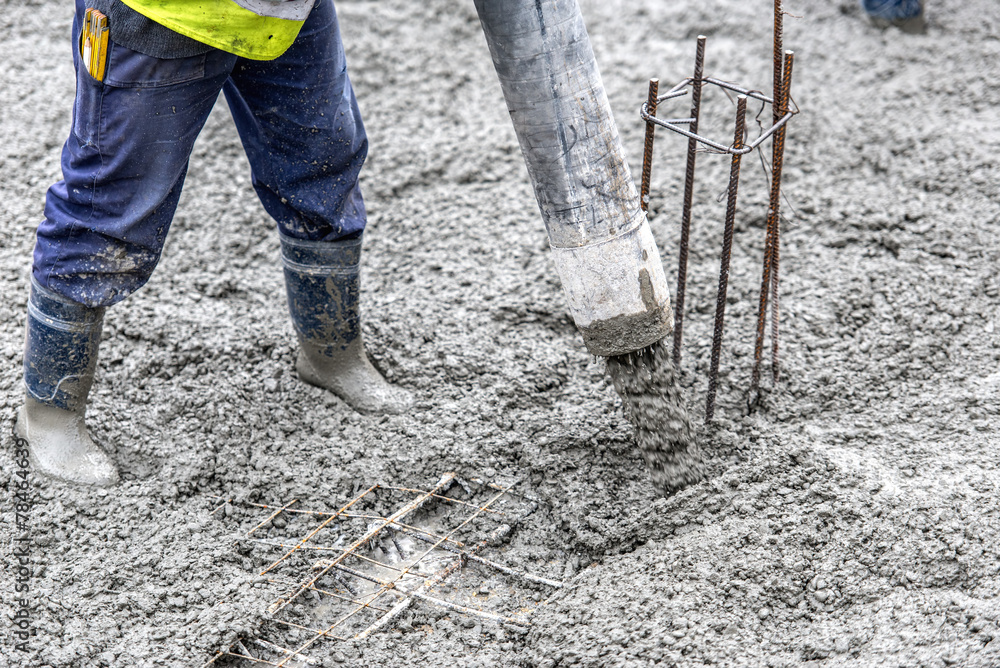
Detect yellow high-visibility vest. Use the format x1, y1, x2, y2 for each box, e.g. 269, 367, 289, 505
119, 0, 314, 60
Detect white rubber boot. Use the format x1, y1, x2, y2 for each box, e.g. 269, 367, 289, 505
297, 338, 413, 416
19, 276, 118, 486
17, 398, 118, 487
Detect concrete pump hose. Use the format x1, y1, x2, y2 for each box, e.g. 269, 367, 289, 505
474, 0, 673, 357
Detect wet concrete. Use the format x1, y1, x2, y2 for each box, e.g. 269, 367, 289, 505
605, 340, 702, 496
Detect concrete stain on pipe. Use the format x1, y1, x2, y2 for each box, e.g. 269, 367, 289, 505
474, 0, 673, 357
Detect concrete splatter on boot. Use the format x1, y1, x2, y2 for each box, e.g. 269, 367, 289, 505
281, 234, 413, 416
17, 277, 118, 486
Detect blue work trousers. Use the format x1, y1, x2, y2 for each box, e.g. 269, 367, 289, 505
34, 0, 368, 307
860, 0, 923, 20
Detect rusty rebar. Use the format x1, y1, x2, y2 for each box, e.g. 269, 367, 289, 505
380, 484, 506, 515
234, 640, 256, 662
770, 0, 786, 385
751, 50, 794, 394
773, 0, 783, 126
266, 572, 394, 613
672, 35, 706, 368
769, 225, 781, 383
213, 473, 560, 662
321, 559, 528, 628
273, 617, 350, 645
751, 0, 789, 394
640, 78, 659, 212
705, 95, 747, 423
246, 499, 298, 536
253, 638, 320, 667
259, 485, 378, 576
356, 486, 516, 640
750, 250, 775, 392
770, 51, 794, 383
268, 473, 456, 615
395, 523, 563, 588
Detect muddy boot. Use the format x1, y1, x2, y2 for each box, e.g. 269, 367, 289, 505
281, 234, 413, 415
17, 277, 118, 486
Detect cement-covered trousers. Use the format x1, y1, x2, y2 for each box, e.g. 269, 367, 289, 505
34, 0, 367, 308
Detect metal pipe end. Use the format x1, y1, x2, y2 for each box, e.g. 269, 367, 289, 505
551, 221, 674, 358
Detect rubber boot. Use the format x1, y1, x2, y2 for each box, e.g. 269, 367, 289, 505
281, 234, 413, 415
16, 276, 118, 486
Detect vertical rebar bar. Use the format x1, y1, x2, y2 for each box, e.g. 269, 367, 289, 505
773, 0, 783, 126
768, 0, 785, 384
751, 247, 774, 392
752, 50, 794, 394
752, 1, 788, 394
769, 222, 782, 382
705, 95, 747, 423
672, 36, 707, 368
640, 78, 659, 213
770, 52, 794, 383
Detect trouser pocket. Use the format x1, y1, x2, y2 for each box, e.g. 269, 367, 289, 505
72, 51, 104, 148
71, 35, 214, 149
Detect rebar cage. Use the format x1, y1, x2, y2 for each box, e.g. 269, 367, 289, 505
639, 9, 797, 422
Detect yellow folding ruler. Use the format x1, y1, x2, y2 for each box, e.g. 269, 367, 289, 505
81, 8, 110, 82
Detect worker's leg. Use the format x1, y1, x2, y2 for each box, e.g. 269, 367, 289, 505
221, 0, 366, 243
21, 0, 239, 485
223, 0, 413, 415
35, 6, 237, 305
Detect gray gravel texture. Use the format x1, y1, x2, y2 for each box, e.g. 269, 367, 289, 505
1, 0, 999, 666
